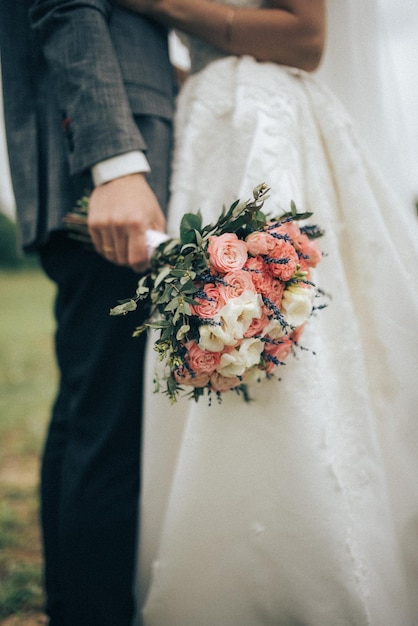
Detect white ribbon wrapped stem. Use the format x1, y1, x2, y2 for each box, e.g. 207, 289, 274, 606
145, 229, 170, 260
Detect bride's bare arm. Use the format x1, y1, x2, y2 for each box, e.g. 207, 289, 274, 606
117, 0, 325, 71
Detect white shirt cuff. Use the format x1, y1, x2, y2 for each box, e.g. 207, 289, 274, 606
91, 151, 151, 187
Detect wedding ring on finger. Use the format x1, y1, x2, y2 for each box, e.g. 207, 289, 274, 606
103, 245, 114, 253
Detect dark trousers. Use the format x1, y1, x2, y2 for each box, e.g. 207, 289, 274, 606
39, 234, 148, 626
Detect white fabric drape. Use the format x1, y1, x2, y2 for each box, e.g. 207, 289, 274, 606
135, 3, 418, 624
317, 0, 416, 211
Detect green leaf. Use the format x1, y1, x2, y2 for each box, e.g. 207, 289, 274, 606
231, 200, 247, 219
146, 321, 170, 330
179, 279, 196, 293
172, 309, 181, 325
164, 297, 180, 312
290, 200, 297, 216
253, 182, 270, 200
180, 269, 196, 282
176, 324, 190, 340
167, 374, 178, 395
169, 269, 190, 278
180, 212, 202, 244
180, 300, 192, 316
132, 324, 147, 337
184, 295, 200, 306
194, 229, 203, 246
162, 238, 180, 253
154, 265, 173, 288
180, 242, 198, 254
154, 284, 175, 305
135, 283, 149, 298
109, 299, 138, 316
161, 326, 173, 342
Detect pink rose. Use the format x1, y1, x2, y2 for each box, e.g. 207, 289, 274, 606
263, 337, 293, 373
269, 278, 285, 308
270, 221, 302, 245
246, 230, 276, 256
244, 256, 274, 297
207, 233, 248, 274
174, 367, 210, 388
219, 269, 256, 301
185, 340, 221, 375
297, 234, 322, 269
191, 284, 226, 319
290, 323, 306, 344
272, 223, 322, 269
209, 371, 241, 393
268, 240, 299, 281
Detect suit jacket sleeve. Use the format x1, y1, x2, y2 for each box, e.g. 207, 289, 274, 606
29, 0, 149, 176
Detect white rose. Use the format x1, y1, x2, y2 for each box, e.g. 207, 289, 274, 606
198, 320, 236, 352
221, 291, 262, 338
262, 317, 288, 339
217, 337, 264, 378
198, 291, 262, 352
281, 284, 315, 327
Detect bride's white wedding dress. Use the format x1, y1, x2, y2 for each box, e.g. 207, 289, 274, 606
134, 2, 418, 625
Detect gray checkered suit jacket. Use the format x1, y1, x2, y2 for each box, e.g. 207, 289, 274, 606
0, 0, 175, 250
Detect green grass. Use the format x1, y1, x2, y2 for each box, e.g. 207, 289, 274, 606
0, 485, 45, 619
0, 562, 44, 619
0, 267, 57, 620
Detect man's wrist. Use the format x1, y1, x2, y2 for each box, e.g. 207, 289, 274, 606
91, 151, 151, 187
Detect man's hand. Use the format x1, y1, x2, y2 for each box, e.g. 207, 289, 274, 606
88, 172, 166, 273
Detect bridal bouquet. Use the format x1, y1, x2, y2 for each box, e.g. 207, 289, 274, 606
65, 184, 325, 402
101, 183, 325, 403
